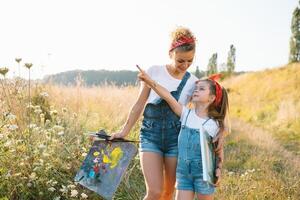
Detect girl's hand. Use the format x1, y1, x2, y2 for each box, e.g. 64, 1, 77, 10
213, 167, 221, 187
136, 65, 153, 86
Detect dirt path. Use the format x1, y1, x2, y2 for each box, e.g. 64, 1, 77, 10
231, 118, 300, 172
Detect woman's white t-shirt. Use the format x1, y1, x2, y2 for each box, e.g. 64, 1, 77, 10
146, 65, 198, 105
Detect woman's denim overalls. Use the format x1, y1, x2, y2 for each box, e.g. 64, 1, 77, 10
176, 109, 216, 194
139, 72, 190, 157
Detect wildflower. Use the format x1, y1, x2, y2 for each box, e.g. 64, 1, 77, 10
0, 67, 9, 76
81, 193, 88, 199
45, 119, 51, 126
53, 197, 61, 200
82, 152, 87, 157
4, 141, 12, 147
62, 107, 68, 113
70, 189, 78, 197
13, 173, 22, 177
228, 171, 234, 176
0, 134, 4, 139
248, 168, 256, 173
40, 92, 49, 97
24, 63, 33, 69
38, 144, 46, 149
6, 113, 16, 121
48, 187, 56, 192
67, 184, 76, 189
53, 125, 64, 132
81, 147, 87, 152
50, 110, 58, 116
59, 185, 68, 194
27, 182, 32, 187
34, 109, 42, 114
29, 172, 37, 180
57, 131, 64, 136
73, 113, 78, 118
28, 124, 37, 129
8, 125, 18, 131
52, 181, 58, 186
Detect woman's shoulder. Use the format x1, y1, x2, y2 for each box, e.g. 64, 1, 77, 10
186, 73, 198, 84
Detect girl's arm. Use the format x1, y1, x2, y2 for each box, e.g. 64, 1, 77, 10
138, 69, 183, 116
110, 82, 150, 139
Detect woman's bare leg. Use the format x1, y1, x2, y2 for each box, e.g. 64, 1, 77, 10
140, 152, 164, 200
160, 156, 177, 200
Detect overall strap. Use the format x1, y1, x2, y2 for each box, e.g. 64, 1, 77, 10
202, 118, 211, 126
174, 72, 191, 101
183, 109, 192, 127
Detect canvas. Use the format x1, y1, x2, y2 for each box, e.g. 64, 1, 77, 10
74, 131, 138, 200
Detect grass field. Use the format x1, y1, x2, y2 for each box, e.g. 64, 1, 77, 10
0, 64, 300, 199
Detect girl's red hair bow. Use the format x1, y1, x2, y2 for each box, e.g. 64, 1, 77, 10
208, 74, 223, 107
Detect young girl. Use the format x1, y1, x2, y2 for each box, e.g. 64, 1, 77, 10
138, 69, 229, 200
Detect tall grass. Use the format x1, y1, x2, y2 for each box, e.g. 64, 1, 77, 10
223, 63, 300, 154
1, 75, 299, 199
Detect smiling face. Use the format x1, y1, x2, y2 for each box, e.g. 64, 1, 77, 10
192, 80, 215, 104
169, 50, 195, 73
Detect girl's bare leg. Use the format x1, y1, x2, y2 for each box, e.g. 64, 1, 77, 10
175, 190, 195, 200
196, 193, 214, 200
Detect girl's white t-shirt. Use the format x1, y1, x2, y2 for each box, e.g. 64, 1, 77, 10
180, 107, 219, 138
146, 65, 198, 105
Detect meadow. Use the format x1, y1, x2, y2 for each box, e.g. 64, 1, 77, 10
0, 63, 299, 199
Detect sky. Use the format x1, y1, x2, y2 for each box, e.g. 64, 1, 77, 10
0, 0, 298, 79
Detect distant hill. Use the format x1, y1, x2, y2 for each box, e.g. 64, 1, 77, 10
43, 70, 139, 86
43, 68, 247, 86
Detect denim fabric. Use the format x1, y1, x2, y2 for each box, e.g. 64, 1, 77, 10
176, 111, 215, 194
139, 72, 191, 157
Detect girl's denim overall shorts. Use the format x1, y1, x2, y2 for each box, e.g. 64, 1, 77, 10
176, 110, 216, 194
139, 72, 190, 157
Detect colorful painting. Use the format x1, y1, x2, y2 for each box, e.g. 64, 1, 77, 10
74, 138, 138, 200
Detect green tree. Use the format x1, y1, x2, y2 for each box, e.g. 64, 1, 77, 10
195, 66, 201, 78
207, 53, 218, 75
227, 44, 236, 74
289, 2, 300, 63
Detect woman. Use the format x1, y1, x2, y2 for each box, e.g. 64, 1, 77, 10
110, 27, 223, 200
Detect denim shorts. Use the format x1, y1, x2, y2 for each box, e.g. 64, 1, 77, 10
176, 158, 215, 195
139, 118, 181, 157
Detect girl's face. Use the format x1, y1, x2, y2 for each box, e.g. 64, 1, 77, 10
192, 81, 215, 104
169, 50, 195, 73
